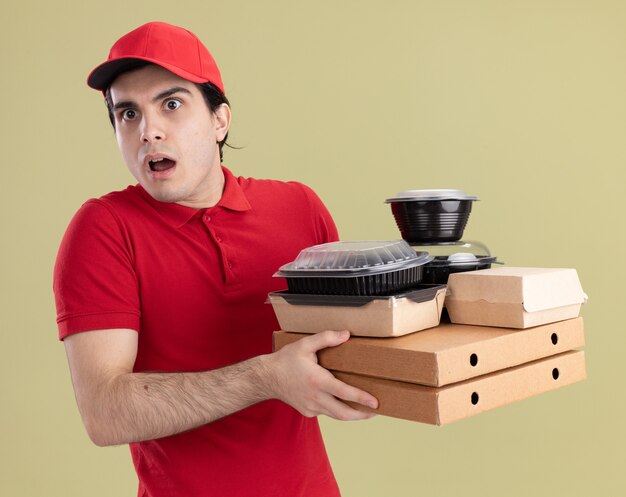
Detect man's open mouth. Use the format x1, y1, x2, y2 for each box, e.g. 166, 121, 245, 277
149, 157, 176, 172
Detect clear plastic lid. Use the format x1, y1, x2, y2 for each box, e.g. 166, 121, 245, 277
410, 240, 501, 268
275, 240, 432, 277
426, 254, 499, 268
385, 189, 478, 203
410, 240, 491, 257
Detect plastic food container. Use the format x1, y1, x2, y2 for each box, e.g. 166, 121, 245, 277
274, 240, 432, 296
422, 255, 499, 284
411, 240, 491, 258
410, 240, 501, 284
268, 285, 447, 337
385, 189, 478, 243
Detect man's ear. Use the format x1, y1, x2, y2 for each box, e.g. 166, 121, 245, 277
213, 103, 231, 142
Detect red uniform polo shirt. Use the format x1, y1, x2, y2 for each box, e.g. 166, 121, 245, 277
54, 166, 341, 497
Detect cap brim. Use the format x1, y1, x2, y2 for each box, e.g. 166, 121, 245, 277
87, 57, 208, 91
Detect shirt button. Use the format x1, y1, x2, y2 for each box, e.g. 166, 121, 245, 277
216, 236, 222, 242
204, 215, 211, 222
228, 262, 233, 269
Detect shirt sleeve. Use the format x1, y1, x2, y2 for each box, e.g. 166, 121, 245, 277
296, 183, 340, 244
53, 199, 141, 340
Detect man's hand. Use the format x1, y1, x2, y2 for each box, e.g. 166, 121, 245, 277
265, 330, 378, 421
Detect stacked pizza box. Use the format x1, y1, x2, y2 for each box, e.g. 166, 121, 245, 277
271, 190, 587, 425
273, 267, 587, 425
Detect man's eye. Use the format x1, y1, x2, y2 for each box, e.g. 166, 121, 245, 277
165, 99, 181, 111
122, 109, 137, 120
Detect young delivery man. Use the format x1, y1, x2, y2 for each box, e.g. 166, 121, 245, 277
53, 21, 378, 497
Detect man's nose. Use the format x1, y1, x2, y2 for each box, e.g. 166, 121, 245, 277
140, 112, 166, 143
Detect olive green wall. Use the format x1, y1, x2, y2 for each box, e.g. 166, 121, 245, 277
2, 1, 623, 495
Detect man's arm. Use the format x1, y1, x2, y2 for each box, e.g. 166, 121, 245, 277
64, 328, 378, 446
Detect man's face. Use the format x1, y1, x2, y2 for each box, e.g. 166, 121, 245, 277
108, 65, 230, 208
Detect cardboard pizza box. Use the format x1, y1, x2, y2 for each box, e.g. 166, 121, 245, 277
273, 317, 584, 387
334, 350, 586, 425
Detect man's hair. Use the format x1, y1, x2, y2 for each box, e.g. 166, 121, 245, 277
104, 65, 231, 162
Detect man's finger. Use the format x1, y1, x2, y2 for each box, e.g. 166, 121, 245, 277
298, 330, 350, 353
325, 375, 379, 409
316, 392, 377, 421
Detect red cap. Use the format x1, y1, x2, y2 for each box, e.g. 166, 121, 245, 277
87, 22, 225, 94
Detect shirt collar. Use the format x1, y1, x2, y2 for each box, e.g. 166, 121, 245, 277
218, 166, 252, 213
135, 165, 252, 229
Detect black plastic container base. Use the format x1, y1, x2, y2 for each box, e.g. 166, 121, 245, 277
285, 265, 425, 296
421, 256, 497, 285
272, 284, 446, 307
391, 200, 474, 244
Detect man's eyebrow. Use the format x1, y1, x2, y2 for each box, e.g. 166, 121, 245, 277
112, 87, 193, 112
112, 100, 136, 112
152, 86, 192, 102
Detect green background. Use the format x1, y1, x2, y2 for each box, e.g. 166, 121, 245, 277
2, 0, 624, 495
